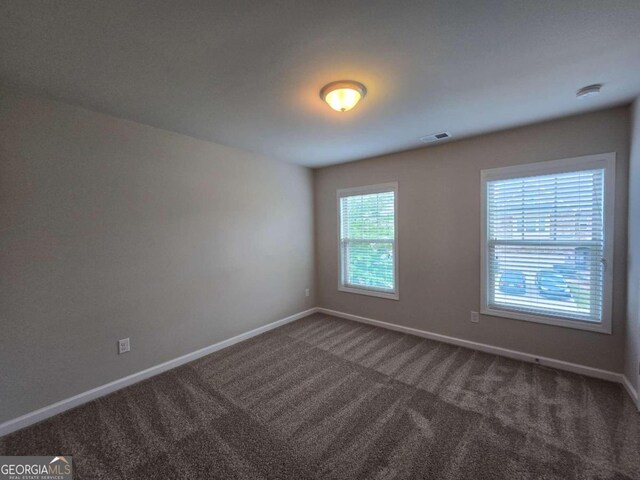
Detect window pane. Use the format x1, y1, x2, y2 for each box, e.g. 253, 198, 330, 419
486, 168, 605, 323
344, 241, 394, 290
341, 192, 395, 241
488, 244, 603, 321
488, 170, 603, 243
339, 188, 396, 294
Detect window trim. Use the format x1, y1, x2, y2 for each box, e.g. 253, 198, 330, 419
480, 153, 615, 334
337, 182, 399, 300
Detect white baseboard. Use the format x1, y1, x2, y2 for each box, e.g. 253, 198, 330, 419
3, 305, 635, 438
317, 308, 623, 384
622, 375, 640, 411
0, 308, 318, 438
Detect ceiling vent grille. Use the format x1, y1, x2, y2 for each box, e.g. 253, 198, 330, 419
420, 132, 452, 143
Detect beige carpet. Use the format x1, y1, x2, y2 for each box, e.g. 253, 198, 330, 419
2, 312, 639, 479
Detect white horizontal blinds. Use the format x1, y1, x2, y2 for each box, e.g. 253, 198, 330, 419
487, 169, 605, 323
340, 190, 395, 292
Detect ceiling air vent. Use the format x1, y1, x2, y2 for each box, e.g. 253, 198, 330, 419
420, 132, 452, 143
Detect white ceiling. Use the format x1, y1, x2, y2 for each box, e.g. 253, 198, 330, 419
1, 0, 639, 167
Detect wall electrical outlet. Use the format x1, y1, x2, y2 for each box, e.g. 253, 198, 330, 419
118, 338, 130, 354
470, 311, 480, 323
305, 288, 310, 297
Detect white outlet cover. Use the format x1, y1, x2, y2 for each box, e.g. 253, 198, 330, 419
118, 338, 130, 354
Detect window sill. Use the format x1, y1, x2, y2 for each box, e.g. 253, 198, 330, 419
480, 306, 611, 334
339, 285, 399, 301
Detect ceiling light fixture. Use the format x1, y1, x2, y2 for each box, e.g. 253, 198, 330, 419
576, 84, 602, 99
320, 80, 367, 112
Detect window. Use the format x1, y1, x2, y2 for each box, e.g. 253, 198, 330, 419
338, 183, 398, 300
481, 153, 615, 333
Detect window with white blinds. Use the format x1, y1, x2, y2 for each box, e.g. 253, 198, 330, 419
338, 183, 398, 300
481, 154, 615, 333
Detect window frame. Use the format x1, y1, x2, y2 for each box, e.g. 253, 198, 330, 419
480, 153, 615, 334
337, 182, 399, 300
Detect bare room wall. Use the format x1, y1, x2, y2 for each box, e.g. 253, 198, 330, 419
0, 89, 315, 423
315, 106, 629, 373
625, 99, 640, 393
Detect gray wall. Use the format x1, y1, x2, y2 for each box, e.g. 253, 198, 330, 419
315, 106, 629, 373
0, 90, 315, 423
626, 99, 640, 392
